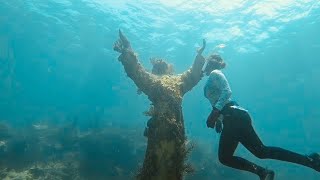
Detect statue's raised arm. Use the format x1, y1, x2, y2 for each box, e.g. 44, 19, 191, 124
113, 30, 155, 97
180, 39, 206, 95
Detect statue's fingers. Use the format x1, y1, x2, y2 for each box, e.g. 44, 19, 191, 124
113, 40, 123, 52
113, 40, 119, 49
113, 44, 120, 52
119, 30, 128, 43
119, 29, 124, 38
119, 29, 131, 49
198, 47, 204, 54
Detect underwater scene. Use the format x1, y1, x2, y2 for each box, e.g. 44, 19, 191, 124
1, 0, 320, 180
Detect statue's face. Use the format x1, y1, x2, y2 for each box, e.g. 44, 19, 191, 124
151, 59, 173, 76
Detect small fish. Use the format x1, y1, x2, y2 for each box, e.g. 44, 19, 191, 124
215, 44, 226, 49
112, 85, 120, 91
32, 124, 48, 130
208, 44, 227, 56
0, 141, 6, 147
114, 166, 124, 176
54, 143, 63, 150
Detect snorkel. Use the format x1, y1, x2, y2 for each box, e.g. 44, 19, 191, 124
202, 43, 227, 72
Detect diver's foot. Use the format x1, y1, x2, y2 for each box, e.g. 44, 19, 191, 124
308, 153, 320, 172
259, 169, 275, 180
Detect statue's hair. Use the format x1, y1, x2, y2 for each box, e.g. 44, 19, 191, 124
150, 58, 174, 75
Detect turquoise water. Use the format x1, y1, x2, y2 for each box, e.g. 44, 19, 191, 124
1, 0, 320, 179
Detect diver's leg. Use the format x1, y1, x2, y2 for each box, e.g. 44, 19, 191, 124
218, 123, 268, 177
239, 112, 319, 171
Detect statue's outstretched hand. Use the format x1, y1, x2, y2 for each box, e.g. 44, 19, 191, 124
197, 39, 206, 55
113, 29, 132, 53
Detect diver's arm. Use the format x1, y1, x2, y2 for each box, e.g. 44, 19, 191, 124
180, 39, 206, 94
213, 72, 232, 111
204, 83, 210, 99
113, 30, 155, 96
206, 72, 231, 129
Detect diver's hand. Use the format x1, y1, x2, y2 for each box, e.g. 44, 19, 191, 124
215, 120, 223, 133
206, 117, 215, 128
197, 39, 206, 55
206, 109, 220, 129
113, 29, 132, 53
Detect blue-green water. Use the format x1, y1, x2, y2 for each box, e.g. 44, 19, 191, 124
1, 0, 320, 179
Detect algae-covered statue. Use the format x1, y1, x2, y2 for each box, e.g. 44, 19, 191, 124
113, 30, 206, 180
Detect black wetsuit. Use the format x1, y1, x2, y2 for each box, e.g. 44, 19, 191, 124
218, 101, 316, 177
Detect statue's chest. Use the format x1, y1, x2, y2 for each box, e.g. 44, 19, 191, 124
157, 76, 182, 97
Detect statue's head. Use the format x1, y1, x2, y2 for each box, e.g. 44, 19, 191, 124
150, 58, 174, 76
204, 54, 226, 76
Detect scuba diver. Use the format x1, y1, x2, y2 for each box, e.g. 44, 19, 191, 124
203, 54, 320, 180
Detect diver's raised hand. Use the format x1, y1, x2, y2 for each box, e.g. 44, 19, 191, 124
197, 39, 206, 55
113, 29, 132, 53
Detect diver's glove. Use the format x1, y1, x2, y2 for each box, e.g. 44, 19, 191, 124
206, 118, 215, 129
206, 108, 220, 129
215, 119, 223, 133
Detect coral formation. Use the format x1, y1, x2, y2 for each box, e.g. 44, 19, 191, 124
0, 161, 79, 180
0, 118, 256, 180
0, 122, 145, 180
